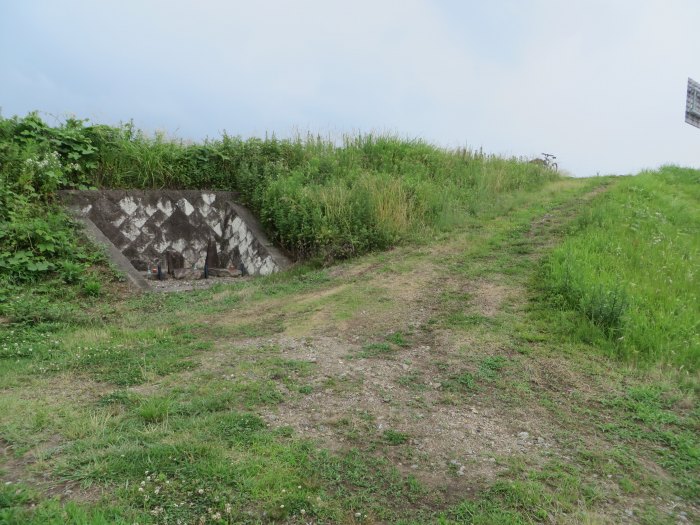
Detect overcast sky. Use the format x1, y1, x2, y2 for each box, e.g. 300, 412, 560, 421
1, 0, 698, 177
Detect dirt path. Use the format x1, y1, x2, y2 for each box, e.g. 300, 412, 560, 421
195, 182, 624, 505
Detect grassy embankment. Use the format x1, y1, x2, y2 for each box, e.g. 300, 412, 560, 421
0, 113, 698, 524
0, 113, 556, 269
0, 113, 555, 322
542, 167, 699, 369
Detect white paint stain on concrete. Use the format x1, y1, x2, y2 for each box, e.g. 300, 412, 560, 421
119, 196, 138, 216
177, 198, 194, 216
156, 199, 173, 216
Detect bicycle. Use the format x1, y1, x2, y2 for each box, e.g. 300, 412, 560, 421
541, 152, 558, 171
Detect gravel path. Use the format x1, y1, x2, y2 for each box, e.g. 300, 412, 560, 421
145, 274, 248, 292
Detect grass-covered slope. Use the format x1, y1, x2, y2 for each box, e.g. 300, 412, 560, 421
0, 112, 558, 276
542, 167, 699, 370
0, 176, 697, 524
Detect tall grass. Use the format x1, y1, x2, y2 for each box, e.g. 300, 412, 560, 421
543, 167, 700, 370
1, 113, 559, 264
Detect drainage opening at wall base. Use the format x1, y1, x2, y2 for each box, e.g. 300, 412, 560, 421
146, 240, 246, 281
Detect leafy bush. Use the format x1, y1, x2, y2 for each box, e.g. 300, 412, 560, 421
0, 206, 92, 282
0, 113, 103, 284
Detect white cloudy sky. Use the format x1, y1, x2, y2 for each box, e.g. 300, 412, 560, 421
1, 0, 698, 176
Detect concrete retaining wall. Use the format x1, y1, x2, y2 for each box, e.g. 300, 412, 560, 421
61, 190, 290, 277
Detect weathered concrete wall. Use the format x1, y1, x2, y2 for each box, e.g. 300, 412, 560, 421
61, 190, 290, 276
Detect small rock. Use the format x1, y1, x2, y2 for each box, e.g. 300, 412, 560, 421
172, 268, 202, 280
517, 431, 529, 440
207, 267, 242, 278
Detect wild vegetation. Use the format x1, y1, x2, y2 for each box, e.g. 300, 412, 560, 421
0, 113, 557, 273
0, 112, 697, 524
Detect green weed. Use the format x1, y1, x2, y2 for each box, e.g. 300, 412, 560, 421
81, 278, 101, 297
137, 396, 174, 424
298, 385, 313, 395
478, 356, 508, 380
443, 371, 477, 392
383, 429, 410, 445
386, 331, 411, 347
